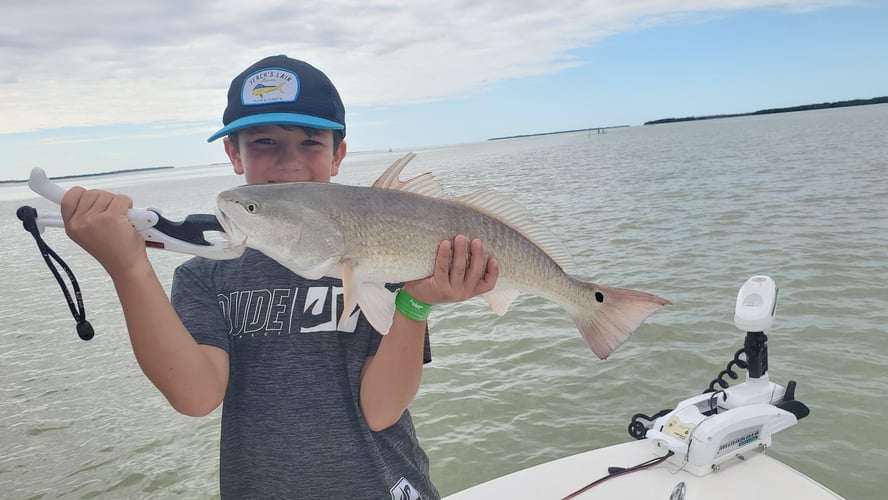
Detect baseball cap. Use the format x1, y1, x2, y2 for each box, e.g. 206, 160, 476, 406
207, 55, 345, 142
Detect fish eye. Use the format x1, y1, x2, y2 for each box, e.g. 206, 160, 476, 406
245, 201, 260, 213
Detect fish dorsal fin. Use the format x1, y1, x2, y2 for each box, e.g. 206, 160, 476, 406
397, 173, 447, 198
372, 153, 417, 189
455, 189, 576, 272
372, 154, 572, 269
371, 152, 447, 199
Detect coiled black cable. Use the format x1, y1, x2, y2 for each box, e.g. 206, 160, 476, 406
627, 409, 672, 440
627, 345, 751, 440
704, 348, 749, 393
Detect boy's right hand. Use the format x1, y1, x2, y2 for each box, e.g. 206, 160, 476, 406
61, 187, 150, 279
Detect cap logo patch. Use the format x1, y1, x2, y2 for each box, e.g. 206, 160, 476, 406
241, 68, 299, 106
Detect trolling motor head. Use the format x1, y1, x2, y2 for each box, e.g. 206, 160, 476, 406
733, 275, 777, 333
734, 276, 778, 380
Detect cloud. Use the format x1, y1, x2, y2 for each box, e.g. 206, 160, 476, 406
0, 0, 855, 134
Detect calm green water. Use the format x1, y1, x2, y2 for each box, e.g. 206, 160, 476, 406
1, 104, 886, 499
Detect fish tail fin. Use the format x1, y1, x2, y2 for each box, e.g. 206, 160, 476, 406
570, 284, 670, 360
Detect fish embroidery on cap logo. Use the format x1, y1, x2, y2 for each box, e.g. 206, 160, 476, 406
251, 83, 284, 96
241, 68, 299, 105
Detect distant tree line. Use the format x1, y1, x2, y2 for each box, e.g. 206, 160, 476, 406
1, 165, 174, 184
488, 125, 629, 141
644, 96, 888, 125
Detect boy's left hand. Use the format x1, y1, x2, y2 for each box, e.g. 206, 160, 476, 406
403, 235, 498, 305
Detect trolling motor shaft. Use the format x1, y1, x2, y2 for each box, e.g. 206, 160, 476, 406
744, 331, 768, 379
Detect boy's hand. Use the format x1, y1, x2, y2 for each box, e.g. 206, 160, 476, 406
61, 187, 150, 278
403, 235, 498, 305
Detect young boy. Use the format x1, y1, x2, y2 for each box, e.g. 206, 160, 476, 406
61, 55, 498, 499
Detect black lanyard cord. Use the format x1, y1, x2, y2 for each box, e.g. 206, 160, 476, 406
17, 206, 95, 341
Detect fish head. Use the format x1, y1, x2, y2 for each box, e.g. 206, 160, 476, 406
216, 183, 345, 278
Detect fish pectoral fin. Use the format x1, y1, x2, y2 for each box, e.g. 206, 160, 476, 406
339, 263, 396, 333
339, 263, 358, 329
482, 287, 520, 316
352, 282, 397, 334
295, 256, 340, 280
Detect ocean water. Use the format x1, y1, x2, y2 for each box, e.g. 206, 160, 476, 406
1, 104, 885, 499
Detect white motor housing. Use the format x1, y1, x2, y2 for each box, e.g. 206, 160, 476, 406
734, 276, 777, 332
646, 390, 798, 476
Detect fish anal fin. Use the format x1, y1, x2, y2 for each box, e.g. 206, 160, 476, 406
482, 287, 520, 316
455, 189, 575, 272
571, 285, 670, 360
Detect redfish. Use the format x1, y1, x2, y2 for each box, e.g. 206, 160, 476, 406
216, 154, 668, 359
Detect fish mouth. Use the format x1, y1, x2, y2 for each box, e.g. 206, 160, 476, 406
215, 206, 247, 250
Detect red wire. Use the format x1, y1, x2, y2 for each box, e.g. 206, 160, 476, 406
561, 450, 674, 500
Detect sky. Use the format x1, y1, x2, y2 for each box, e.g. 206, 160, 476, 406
1, 0, 885, 180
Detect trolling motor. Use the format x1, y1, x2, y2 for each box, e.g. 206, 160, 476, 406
636, 276, 810, 476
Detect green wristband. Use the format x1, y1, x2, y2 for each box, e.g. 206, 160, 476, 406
395, 289, 433, 322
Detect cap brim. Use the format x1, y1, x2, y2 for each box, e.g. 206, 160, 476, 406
207, 113, 345, 142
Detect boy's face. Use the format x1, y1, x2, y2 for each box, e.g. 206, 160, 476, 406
223, 125, 346, 184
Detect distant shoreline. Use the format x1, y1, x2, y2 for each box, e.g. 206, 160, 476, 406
643, 96, 887, 125
0, 165, 174, 184
6, 96, 886, 181
488, 125, 630, 141
486, 96, 887, 141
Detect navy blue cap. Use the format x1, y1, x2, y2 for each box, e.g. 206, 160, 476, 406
208, 55, 345, 142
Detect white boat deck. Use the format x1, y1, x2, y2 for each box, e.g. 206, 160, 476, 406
445, 439, 842, 500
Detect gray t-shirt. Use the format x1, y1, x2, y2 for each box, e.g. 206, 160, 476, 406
171, 249, 437, 499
